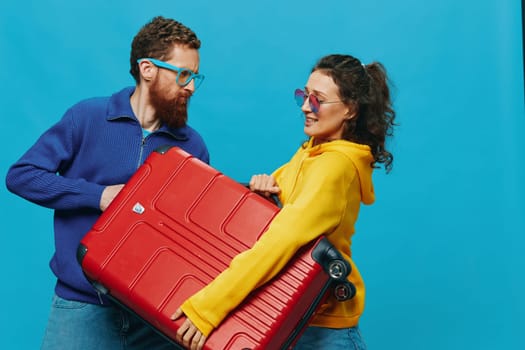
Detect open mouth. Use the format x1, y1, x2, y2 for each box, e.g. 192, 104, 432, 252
305, 117, 318, 125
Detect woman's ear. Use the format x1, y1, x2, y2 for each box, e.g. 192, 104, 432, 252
345, 102, 358, 120
346, 112, 356, 120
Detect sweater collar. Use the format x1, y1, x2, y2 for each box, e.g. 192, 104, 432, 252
106, 86, 189, 141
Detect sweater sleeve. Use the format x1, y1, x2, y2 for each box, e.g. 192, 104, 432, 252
5, 109, 105, 210
181, 152, 355, 336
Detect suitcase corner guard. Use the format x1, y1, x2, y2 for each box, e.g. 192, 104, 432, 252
154, 144, 174, 154
77, 243, 88, 266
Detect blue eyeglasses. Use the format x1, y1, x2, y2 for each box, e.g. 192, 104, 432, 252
137, 58, 205, 89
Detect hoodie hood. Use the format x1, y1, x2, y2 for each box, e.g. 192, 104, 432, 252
306, 138, 375, 204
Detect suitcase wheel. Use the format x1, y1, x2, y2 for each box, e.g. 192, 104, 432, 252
327, 259, 350, 280
333, 281, 356, 301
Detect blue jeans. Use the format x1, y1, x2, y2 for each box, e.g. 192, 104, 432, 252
293, 325, 367, 350
41, 294, 176, 350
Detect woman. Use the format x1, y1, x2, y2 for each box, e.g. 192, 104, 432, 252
172, 54, 396, 350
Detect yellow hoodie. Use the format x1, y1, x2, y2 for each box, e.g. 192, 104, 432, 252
181, 138, 375, 336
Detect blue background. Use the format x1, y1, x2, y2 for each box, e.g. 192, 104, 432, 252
1, 1, 523, 349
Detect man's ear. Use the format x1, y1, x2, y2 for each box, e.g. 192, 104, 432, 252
138, 60, 157, 82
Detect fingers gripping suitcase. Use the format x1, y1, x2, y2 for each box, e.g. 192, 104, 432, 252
77, 146, 355, 350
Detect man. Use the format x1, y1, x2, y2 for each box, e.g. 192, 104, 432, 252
5, 16, 208, 349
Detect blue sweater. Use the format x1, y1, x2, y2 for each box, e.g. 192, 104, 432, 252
5, 87, 209, 304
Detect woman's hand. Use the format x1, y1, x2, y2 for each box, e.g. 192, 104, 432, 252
171, 308, 206, 350
249, 174, 280, 198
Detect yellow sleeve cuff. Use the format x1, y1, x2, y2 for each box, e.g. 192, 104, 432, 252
181, 300, 216, 337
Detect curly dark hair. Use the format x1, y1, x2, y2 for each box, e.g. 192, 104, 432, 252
129, 16, 201, 84
312, 54, 396, 172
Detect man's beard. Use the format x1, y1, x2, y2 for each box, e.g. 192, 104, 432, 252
149, 78, 192, 129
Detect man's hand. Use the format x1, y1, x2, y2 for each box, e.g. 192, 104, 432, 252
99, 184, 125, 211
172, 308, 206, 350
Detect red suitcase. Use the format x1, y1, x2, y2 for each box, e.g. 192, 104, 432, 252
78, 146, 354, 350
